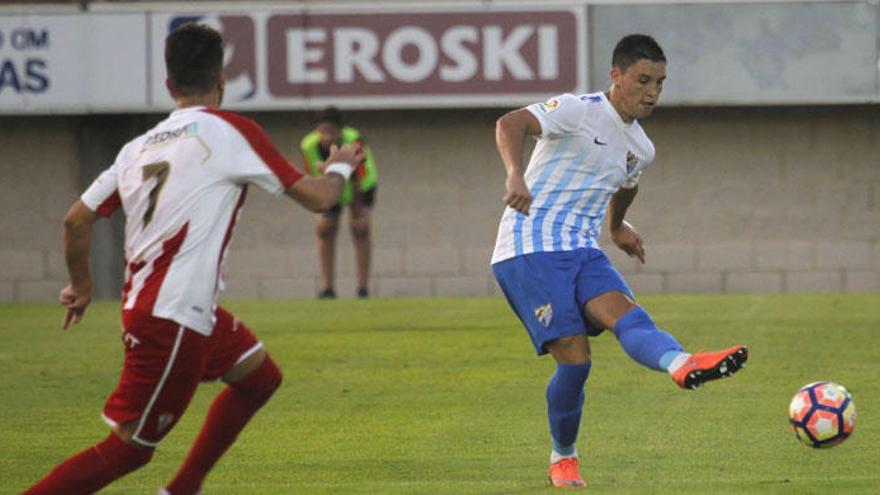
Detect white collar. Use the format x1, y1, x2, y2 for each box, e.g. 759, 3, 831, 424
599, 92, 636, 130
170, 105, 207, 117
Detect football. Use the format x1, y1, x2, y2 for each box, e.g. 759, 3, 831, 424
788, 381, 856, 448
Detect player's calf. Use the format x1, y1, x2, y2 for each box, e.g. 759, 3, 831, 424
163, 357, 282, 495
24, 432, 154, 494
612, 307, 684, 371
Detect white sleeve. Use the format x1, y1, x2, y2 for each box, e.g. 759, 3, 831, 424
81, 146, 127, 216
621, 139, 655, 189
525, 94, 584, 138
207, 110, 304, 195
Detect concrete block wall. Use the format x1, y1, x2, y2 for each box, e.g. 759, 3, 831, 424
0, 105, 877, 301
607, 106, 880, 295
0, 117, 80, 302
214, 108, 507, 299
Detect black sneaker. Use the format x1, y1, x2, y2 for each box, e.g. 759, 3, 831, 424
356, 288, 369, 299
318, 288, 336, 299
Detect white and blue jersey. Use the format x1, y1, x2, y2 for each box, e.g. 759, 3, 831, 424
491, 92, 655, 264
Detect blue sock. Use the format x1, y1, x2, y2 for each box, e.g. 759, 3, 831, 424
614, 307, 684, 372
547, 361, 591, 455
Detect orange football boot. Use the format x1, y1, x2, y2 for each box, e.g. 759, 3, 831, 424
671, 345, 748, 389
548, 457, 586, 488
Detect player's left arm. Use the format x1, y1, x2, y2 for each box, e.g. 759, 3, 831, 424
608, 185, 646, 263
284, 144, 364, 211
60, 200, 98, 329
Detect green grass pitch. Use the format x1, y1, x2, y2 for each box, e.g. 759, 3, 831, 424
1, 294, 878, 494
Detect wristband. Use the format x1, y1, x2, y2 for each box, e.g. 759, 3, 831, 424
324, 162, 354, 180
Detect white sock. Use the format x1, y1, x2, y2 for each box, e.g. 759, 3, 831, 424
666, 352, 692, 374
550, 450, 578, 464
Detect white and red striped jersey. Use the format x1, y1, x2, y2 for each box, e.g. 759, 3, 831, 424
81, 106, 303, 335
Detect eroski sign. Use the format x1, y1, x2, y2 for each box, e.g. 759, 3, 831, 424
152, 6, 586, 109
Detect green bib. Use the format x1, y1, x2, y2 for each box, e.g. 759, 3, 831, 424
300, 126, 378, 205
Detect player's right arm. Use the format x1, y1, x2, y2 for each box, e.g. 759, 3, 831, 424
207, 110, 362, 212
60, 147, 127, 329
60, 200, 98, 329
284, 144, 363, 211
495, 108, 541, 215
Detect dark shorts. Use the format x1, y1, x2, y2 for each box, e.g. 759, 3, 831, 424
102, 306, 261, 446
492, 248, 633, 355
324, 186, 376, 217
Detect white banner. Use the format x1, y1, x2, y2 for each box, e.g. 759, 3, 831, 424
0, 13, 146, 113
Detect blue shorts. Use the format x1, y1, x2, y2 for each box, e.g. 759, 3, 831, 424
492, 248, 633, 355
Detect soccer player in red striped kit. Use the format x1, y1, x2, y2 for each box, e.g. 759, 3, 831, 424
24, 24, 362, 494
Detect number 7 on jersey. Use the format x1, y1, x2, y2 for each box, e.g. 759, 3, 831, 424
142, 161, 170, 226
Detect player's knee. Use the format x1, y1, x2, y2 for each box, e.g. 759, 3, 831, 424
99, 432, 154, 475
315, 215, 339, 237
547, 335, 591, 364
233, 356, 282, 405
114, 421, 138, 445
316, 223, 337, 238
260, 358, 283, 397
613, 306, 657, 337
350, 219, 370, 240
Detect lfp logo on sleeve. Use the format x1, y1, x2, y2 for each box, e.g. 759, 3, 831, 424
538, 97, 560, 113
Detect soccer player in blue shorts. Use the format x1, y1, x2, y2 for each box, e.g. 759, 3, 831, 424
491, 34, 748, 488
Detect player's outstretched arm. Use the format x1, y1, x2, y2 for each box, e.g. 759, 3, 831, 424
284, 144, 363, 212
496, 109, 540, 215
61, 200, 98, 329
608, 186, 646, 263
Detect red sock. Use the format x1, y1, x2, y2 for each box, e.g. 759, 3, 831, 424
165, 356, 282, 494
24, 432, 153, 494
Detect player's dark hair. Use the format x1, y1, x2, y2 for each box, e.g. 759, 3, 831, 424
165, 23, 224, 96
314, 106, 344, 127
612, 34, 666, 71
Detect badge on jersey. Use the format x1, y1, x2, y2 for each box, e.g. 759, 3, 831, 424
534, 303, 553, 327
626, 151, 638, 175
537, 97, 561, 113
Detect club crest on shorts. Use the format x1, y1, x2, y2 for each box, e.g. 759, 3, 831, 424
157, 413, 175, 433
534, 303, 553, 327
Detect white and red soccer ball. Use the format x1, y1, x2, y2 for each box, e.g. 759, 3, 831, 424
789, 381, 856, 448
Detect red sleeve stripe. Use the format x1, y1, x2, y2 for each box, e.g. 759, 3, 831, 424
216, 185, 248, 281
96, 190, 122, 217
201, 108, 304, 190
